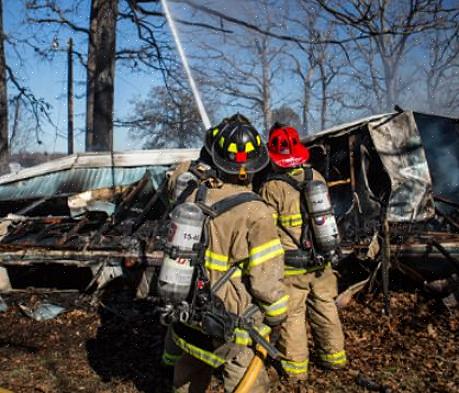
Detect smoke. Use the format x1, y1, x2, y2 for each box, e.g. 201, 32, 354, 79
415, 113, 459, 203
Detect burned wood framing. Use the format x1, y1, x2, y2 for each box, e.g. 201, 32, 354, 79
0, 116, 457, 305
302, 110, 459, 306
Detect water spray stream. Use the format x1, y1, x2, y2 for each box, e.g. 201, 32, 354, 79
160, 0, 211, 130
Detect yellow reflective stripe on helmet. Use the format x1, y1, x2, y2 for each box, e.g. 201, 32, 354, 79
261, 294, 289, 317
281, 359, 308, 375
228, 142, 238, 153
162, 352, 182, 366
218, 136, 225, 148
249, 239, 284, 268
172, 329, 225, 368
212, 128, 219, 136
256, 135, 261, 145
278, 213, 303, 227
245, 141, 255, 152
204, 249, 228, 272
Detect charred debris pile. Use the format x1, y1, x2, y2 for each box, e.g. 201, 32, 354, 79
0, 111, 458, 311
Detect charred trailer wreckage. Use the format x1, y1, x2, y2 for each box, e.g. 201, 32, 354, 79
302, 110, 459, 311
0, 149, 199, 297
0, 111, 457, 311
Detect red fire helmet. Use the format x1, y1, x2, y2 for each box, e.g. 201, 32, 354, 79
267, 124, 310, 168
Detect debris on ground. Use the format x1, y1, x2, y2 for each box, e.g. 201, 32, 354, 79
0, 296, 7, 313
18, 302, 66, 321
0, 291, 457, 393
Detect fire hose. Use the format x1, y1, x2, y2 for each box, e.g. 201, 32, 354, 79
234, 338, 269, 393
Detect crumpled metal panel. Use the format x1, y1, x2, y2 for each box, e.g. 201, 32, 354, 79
0, 166, 168, 202
368, 112, 435, 222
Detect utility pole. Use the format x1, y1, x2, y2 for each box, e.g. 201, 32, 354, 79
67, 38, 74, 155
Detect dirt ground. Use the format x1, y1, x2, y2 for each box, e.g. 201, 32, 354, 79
0, 289, 458, 393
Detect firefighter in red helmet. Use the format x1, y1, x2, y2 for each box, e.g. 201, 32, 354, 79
259, 123, 346, 380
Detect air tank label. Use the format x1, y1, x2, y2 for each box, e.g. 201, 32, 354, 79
168, 222, 202, 250
159, 256, 194, 285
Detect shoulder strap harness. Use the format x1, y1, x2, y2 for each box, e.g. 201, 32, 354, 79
265, 168, 313, 251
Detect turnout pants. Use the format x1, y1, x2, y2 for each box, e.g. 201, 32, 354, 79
277, 266, 346, 379
173, 343, 269, 393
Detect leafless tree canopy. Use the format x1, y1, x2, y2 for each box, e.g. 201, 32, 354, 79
0, 0, 457, 163
126, 83, 209, 149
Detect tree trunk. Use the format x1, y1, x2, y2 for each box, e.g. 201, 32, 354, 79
0, 0, 8, 173
86, 0, 117, 152
85, 0, 98, 151
318, 62, 327, 130
261, 51, 271, 134
302, 76, 311, 135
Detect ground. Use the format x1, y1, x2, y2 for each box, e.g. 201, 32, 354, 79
0, 290, 457, 393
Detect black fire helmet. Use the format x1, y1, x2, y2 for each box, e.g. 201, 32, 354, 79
211, 120, 269, 177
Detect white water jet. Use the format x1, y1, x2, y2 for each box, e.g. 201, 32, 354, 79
160, 0, 211, 129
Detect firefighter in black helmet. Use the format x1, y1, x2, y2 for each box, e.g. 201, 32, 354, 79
170, 117, 287, 393
166, 114, 254, 203
211, 120, 269, 179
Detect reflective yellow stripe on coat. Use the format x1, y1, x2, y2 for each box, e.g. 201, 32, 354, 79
278, 213, 303, 227
172, 329, 225, 368
249, 239, 284, 268
234, 324, 271, 346
161, 351, 182, 366
204, 250, 242, 278
260, 294, 289, 318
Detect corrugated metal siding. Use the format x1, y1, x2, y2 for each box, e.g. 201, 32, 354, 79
0, 166, 168, 202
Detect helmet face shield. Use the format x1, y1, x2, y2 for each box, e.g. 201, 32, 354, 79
211, 121, 269, 175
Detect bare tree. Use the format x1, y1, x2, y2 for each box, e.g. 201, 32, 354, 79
313, 0, 459, 112
271, 105, 301, 130
26, 0, 174, 152
194, 0, 285, 134
126, 82, 209, 149
287, 2, 345, 132
86, 0, 117, 152
0, 1, 57, 171
0, 0, 7, 173
423, 26, 459, 115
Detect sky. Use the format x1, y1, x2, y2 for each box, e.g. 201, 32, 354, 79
5, 0, 177, 153
3, 0, 459, 155
4, 0, 311, 154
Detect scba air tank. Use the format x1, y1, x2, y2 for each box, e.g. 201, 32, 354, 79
173, 171, 198, 202
158, 202, 205, 303
304, 180, 340, 253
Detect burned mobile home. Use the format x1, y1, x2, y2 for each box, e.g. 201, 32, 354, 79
302, 110, 459, 309
0, 110, 457, 308
0, 149, 198, 295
